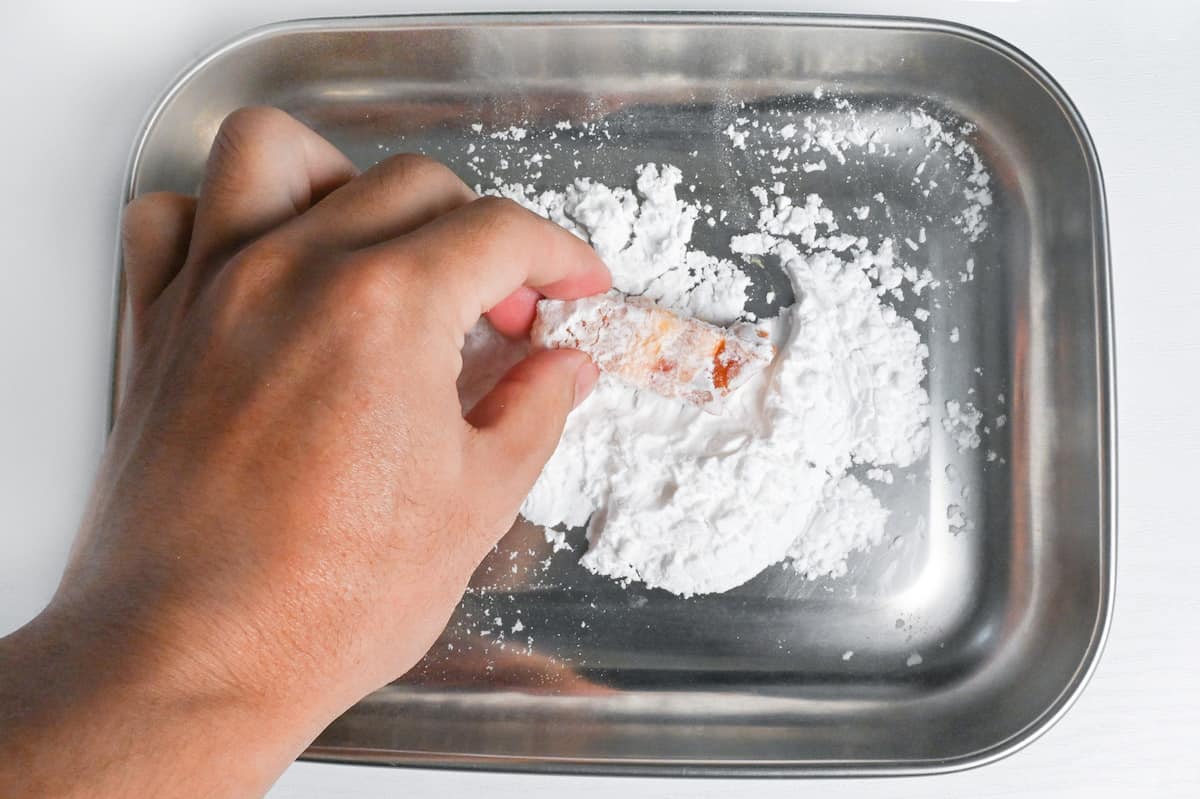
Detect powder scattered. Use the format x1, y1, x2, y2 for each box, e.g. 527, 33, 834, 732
489, 125, 528, 141
908, 109, 992, 240
947, 504, 969, 535
942, 400, 983, 452
724, 123, 749, 150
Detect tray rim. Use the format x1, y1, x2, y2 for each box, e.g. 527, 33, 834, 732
112, 10, 1116, 778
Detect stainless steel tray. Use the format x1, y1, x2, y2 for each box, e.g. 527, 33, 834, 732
122, 13, 1114, 776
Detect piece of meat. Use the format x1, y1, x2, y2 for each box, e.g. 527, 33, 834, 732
532, 292, 775, 412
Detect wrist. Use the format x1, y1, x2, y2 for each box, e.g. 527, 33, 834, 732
0, 599, 321, 797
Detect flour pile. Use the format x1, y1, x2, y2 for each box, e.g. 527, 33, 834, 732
459, 164, 931, 597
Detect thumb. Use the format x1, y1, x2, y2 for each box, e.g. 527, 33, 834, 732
466, 348, 599, 503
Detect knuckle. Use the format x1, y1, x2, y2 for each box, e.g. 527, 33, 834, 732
233, 236, 295, 275
328, 257, 404, 324
376, 152, 452, 184
217, 105, 289, 139
359, 154, 473, 219
211, 106, 292, 161
211, 236, 294, 304
472, 194, 526, 224
465, 196, 532, 244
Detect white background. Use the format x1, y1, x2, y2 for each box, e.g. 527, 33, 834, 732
2, 1, 1197, 796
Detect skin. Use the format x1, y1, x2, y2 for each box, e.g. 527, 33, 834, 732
0, 107, 609, 798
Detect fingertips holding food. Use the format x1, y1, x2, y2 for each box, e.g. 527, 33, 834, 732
484, 286, 542, 337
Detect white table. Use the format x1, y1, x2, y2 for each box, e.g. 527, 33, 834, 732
3, 1, 1197, 795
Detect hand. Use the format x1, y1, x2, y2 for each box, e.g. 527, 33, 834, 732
0, 106, 608, 798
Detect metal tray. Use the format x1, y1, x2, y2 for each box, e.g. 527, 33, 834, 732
122, 13, 1114, 776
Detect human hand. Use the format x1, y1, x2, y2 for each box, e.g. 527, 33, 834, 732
0, 106, 608, 798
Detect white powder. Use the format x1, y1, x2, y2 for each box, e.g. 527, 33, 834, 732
867, 468, 894, 484
464, 163, 931, 596
788, 476, 889, 579
492, 165, 750, 325
489, 125, 528, 141
947, 503, 969, 535
942, 399, 983, 451
908, 109, 992, 240
724, 123, 749, 150
451, 101, 998, 601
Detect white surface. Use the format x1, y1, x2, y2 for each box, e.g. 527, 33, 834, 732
1, 0, 1197, 795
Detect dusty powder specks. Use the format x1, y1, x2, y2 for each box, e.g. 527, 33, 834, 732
907, 108, 993, 240
723, 123, 749, 150
942, 400, 983, 452
947, 504, 971, 535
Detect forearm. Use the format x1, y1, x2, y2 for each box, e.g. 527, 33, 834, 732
0, 605, 315, 798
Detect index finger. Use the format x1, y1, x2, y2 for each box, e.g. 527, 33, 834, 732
371, 196, 611, 338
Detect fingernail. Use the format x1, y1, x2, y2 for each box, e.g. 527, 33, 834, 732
573, 359, 600, 409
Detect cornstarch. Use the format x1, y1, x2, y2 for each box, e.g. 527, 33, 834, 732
459, 163, 932, 596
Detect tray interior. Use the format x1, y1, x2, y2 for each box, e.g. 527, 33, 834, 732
127, 14, 1112, 774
